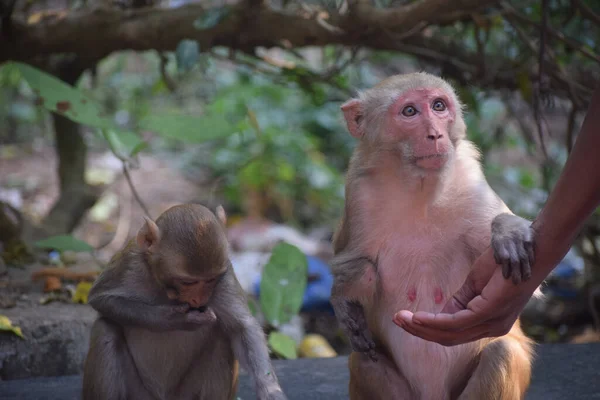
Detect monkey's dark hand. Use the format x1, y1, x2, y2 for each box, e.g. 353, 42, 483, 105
335, 300, 377, 361
160, 304, 215, 330
184, 307, 217, 326
491, 213, 535, 285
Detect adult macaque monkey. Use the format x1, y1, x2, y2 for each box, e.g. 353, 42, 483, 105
83, 204, 287, 400
330, 72, 535, 400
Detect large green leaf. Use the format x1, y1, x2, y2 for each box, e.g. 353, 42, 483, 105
3, 62, 145, 156
7, 61, 116, 130
268, 331, 298, 359
259, 243, 308, 327
4, 62, 237, 152
138, 113, 238, 143
34, 235, 95, 253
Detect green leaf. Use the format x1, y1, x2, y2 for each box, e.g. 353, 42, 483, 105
138, 113, 237, 143
175, 40, 200, 73
259, 242, 308, 327
193, 6, 229, 30
100, 129, 146, 160
4, 62, 145, 156
268, 331, 298, 359
5, 61, 115, 130
129, 141, 150, 158
34, 235, 95, 253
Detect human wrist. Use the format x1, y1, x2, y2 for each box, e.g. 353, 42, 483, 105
529, 217, 574, 281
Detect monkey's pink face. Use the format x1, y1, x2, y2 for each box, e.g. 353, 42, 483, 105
387, 88, 456, 170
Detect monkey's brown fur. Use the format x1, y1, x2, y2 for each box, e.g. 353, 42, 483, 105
83, 204, 287, 400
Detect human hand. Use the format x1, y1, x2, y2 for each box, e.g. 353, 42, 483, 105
392, 247, 539, 346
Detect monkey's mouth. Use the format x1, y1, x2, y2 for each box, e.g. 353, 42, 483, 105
413, 153, 449, 170
414, 153, 448, 160
189, 305, 208, 313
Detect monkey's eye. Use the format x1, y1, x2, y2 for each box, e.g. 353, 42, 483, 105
432, 99, 446, 111
180, 280, 198, 286
205, 278, 217, 284
401, 106, 417, 117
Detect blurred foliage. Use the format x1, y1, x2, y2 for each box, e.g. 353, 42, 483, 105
205, 72, 349, 227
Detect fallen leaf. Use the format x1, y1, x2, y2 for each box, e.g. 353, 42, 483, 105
0, 315, 24, 339
72, 281, 93, 304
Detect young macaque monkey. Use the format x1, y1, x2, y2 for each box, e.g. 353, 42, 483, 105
82, 204, 287, 400
330, 72, 536, 400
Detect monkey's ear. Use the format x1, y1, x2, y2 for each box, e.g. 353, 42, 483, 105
215, 205, 227, 227
136, 216, 161, 251
340, 99, 364, 138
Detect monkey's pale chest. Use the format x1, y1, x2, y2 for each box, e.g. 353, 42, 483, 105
371, 233, 480, 398
375, 235, 472, 311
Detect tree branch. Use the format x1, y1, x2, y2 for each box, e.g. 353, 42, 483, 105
1, 1, 596, 104
1, 0, 496, 63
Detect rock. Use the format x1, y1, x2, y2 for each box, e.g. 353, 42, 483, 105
0, 294, 96, 380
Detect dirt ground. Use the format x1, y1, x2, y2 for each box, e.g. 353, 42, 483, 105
0, 142, 209, 263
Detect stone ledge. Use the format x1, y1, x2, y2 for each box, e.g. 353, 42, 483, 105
1, 343, 600, 399
0, 295, 96, 380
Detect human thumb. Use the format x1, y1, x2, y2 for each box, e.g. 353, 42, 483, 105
440, 278, 476, 314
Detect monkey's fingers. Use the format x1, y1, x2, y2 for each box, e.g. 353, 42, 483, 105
174, 303, 190, 313
493, 243, 512, 279
510, 259, 522, 285
525, 240, 535, 266
517, 242, 532, 282
186, 308, 217, 324
504, 241, 520, 281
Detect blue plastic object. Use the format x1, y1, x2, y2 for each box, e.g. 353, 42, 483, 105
252, 255, 334, 314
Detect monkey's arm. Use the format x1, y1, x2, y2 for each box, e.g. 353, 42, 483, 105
330, 248, 378, 361
213, 269, 287, 400
88, 263, 206, 332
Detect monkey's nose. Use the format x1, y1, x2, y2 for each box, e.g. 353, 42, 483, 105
188, 297, 204, 308
427, 133, 443, 141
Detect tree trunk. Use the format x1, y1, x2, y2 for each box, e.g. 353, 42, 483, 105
33, 59, 101, 240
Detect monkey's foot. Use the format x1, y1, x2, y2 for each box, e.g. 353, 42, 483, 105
333, 300, 378, 361
344, 317, 378, 361
491, 213, 535, 285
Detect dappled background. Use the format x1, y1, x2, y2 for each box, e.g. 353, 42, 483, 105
1, 0, 600, 377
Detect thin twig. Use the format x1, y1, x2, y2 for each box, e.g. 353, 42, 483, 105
532, 0, 549, 158
572, 0, 600, 26
122, 163, 152, 218
506, 5, 600, 64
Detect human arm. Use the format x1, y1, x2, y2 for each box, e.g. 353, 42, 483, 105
393, 85, 600, 345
